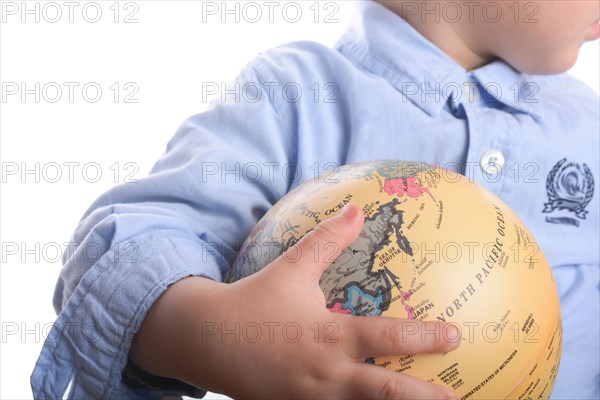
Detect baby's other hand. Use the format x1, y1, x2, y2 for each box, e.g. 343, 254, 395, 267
131, 204, 461, 399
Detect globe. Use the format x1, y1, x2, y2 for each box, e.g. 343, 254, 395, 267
227, 160, 562, 399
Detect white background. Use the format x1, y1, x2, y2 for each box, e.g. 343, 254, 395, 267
1, 1, 598, 399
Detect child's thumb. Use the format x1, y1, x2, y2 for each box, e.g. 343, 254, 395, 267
279, 203, 364, 281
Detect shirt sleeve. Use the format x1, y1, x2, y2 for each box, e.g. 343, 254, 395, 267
30, 60, 294, 399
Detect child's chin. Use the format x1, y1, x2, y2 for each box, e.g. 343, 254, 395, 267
516, 52, 579, 75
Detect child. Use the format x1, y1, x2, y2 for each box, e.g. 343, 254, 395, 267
32, 1, 599, 398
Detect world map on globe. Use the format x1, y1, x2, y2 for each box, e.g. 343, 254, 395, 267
227, 160, 562, 399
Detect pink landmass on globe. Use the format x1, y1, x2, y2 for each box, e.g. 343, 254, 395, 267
329, 303, 352, 314
405, 305, 415, 320
400, 290, 416, 319
399, 277, 417, 320
400, 290, 411, 302
384, 177, 435, 201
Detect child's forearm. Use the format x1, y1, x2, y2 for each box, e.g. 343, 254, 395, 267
129, 276, 224, 390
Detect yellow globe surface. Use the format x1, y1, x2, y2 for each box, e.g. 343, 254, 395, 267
228, 160, 562, 399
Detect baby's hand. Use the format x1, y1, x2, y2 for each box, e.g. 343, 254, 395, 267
130, 204, 461, 399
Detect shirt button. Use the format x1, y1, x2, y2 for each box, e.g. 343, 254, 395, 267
462, 81, 480, 102
480, 150, 505, 175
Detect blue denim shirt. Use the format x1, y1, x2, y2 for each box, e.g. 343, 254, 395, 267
31, 2, 599, 398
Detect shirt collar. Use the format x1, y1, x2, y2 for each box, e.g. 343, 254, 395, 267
334, 1, 544, 120
470, 62, 545, 120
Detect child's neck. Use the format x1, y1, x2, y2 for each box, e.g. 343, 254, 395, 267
376, 1, 495, 71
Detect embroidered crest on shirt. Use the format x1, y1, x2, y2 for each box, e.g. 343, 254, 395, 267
543, 158, 594, 227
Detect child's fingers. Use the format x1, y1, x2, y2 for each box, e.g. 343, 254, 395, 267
277, 203, 364, 281
341, 316, 460, 359
344, 363, 459, 400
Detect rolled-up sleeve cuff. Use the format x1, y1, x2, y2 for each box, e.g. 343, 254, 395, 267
31, 230, 226, 399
